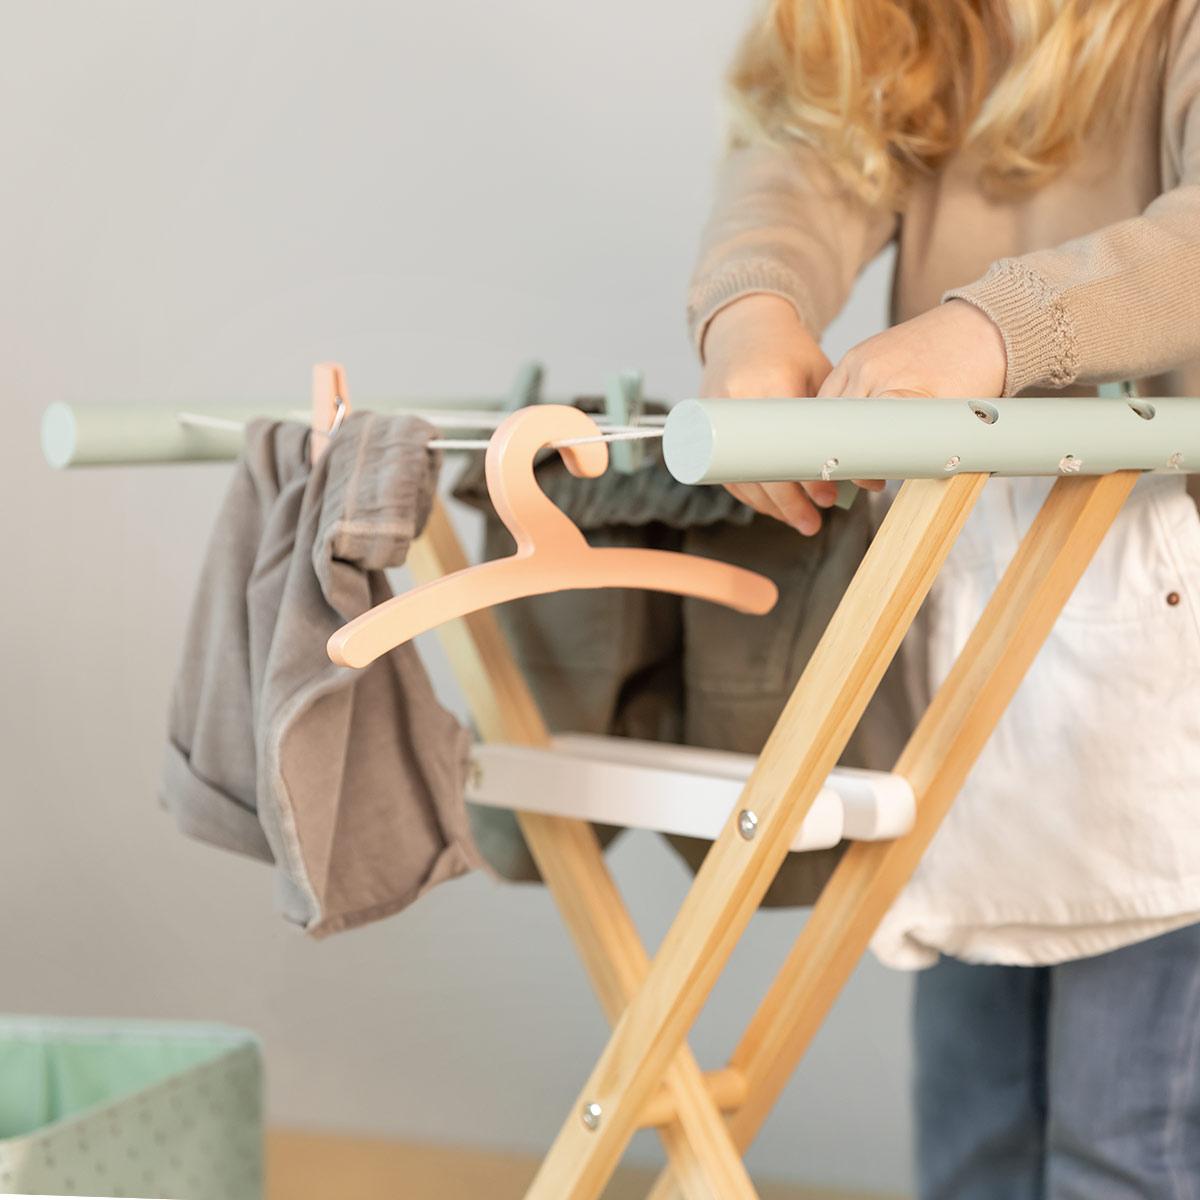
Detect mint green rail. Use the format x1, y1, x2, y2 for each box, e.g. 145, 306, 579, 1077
39, 363, 665, 469
662, 395, 1200, 483
45, 389, 1200, 481
40, 397, 518, 468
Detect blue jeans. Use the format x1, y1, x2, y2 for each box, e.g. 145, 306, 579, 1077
914, 925, 1200, 1199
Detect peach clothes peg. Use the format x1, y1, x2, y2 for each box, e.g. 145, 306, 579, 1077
310, 362, 350, 465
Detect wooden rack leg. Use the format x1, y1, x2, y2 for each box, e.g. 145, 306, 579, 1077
523, 474, 987, 1200
643, 470, 1138, 1200
409, 501, 759, 1200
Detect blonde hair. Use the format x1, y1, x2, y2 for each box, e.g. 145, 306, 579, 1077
730, 0, 1175, 205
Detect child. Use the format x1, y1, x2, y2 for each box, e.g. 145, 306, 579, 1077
689, 0, 1200, 1194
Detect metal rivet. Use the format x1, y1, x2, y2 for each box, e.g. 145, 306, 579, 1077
581, 1101, 603, 1131
738, 810, 758, 840
820, 457, 839, 482
944, 455, 961, 472
1058, 454, 1083, 474
1169, 451, 1185, 470
1168, 591, 1182, 607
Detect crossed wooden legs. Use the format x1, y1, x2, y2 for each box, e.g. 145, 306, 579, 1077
643, 469, 1139, 1198
521, 470, 1136, 1200
413, 470, 1135, 1199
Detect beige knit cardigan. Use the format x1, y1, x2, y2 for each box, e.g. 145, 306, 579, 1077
687, 0, 1200, 400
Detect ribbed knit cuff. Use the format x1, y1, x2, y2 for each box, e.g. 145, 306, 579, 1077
944, 260, 1080, 396
687, 257, 816, 362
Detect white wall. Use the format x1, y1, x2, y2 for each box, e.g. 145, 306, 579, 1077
0, 2, 910, 1193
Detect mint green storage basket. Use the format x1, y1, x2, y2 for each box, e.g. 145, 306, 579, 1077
0, 1016, 262, 1199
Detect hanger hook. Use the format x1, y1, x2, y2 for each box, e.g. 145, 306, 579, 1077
486, 405, 608, 557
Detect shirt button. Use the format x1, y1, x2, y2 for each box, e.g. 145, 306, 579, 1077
1167, 591, 1182, 606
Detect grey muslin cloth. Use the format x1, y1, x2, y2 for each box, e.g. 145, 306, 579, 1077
162, 413, 476, 937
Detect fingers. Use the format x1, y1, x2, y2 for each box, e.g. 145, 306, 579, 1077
766, 482, 823, 534
725, 483, 791, 528
724, 483, 757, 512
815, 363, 849, 399
802, 480, 840, 508
724, 482, 823, 535
714, 335, 911, 524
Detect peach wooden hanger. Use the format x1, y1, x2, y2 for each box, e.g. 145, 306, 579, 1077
327, 399, 778, 669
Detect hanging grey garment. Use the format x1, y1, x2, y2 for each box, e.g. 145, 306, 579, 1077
453, 433, 908, 906
162, 413, 476, 937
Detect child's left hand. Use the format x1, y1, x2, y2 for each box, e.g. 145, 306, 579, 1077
817, 299, 1008, 401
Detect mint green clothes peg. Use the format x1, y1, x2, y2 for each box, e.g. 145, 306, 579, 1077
505, 360, 544, 410
605, 371, 645, 474
833, 480, 859, 509
1098, 380, 1138, 399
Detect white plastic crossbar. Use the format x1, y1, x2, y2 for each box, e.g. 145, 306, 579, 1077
466, 734, 914, 852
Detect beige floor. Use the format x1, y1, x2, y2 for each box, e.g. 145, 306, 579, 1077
266, 1129, 897, 1200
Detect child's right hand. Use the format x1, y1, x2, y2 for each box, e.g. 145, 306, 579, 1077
700, 293, 840, 535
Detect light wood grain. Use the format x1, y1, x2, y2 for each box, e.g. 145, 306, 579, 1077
639, 1067, 746, 1129
645, 471, 1136, 1200
409, 500, 758, 1200
524, 475, 987, 1200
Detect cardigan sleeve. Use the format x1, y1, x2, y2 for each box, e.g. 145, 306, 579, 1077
686, 139, 898, 358
945, 2, 1200, 396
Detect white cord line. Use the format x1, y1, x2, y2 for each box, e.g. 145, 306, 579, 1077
176, 411, 667, 451
551, 427, 665, 448
420, 410, 668, 431
429, 428, 664, 451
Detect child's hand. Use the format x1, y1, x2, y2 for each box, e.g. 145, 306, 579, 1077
817, 300, 1008, 401
701, 294, 841, 535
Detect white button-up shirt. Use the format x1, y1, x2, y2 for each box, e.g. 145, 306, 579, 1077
872, 472, 1200, 968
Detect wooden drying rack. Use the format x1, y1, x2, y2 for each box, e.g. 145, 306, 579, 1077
313, 366, 1153, 1199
